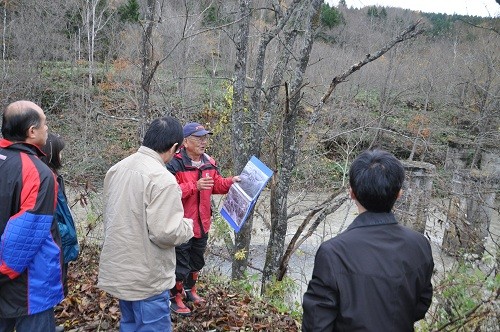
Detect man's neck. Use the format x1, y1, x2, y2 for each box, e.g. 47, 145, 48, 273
186, 150, 202, 162
355, 200, 367, 214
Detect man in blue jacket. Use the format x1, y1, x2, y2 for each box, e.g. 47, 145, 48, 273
0, 101, 63, 332
302, 149, 434, 331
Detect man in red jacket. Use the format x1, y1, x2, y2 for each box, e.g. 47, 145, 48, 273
167, 122, 240, 316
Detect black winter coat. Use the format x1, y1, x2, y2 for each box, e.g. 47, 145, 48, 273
302, 211, 434, 332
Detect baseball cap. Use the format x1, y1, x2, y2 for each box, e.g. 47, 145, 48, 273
183, 122, 213, 138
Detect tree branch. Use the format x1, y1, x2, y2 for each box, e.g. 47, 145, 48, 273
277, 188, 348, 280
310, 19, 425, 125
458, 18, 499, 35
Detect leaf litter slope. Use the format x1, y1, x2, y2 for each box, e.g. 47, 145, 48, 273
55, 244, 300, 331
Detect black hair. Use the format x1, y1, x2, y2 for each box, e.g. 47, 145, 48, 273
1, 107, 42, 141
40, 133, 65, 171
349, 149, 405, 213
143, 116, 183, 153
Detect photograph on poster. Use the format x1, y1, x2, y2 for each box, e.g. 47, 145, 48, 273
220, 156, 273, 232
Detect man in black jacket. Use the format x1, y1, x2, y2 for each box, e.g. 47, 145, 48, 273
302, 149, 434, 332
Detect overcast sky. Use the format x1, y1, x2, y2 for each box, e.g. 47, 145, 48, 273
327, 0, 500, 17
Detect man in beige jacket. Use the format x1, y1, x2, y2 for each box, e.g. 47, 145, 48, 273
98, 116, 193, 332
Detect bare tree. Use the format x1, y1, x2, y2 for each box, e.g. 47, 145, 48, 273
230, 0, 251, 279
228, 0, 310, 281
135, 0, 243, 142
137, 0, 158, 141
81, 0, 114, 88
262, 0, 323, 289
269, 19, 426, 287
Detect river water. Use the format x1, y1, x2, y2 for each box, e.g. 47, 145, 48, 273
206, 191, 500, 303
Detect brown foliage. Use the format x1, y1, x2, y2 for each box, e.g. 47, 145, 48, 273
56, 244, 299, 331
55, 244, 120, 331
172, 283, 300, 332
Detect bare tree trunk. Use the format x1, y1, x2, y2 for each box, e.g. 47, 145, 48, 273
262, 0, 322, 291
77, 26, 81, 60
138, 0, 154, 142
230, 1, 302, 280
85, 0, 94, 89
230, 0, 251, 280
470, 61, 494, 169
83, 0, 112, 89
249, 0, 301, 154
138, 0, 162, 143
263, 29, 297, 132
80, 0, 114, 156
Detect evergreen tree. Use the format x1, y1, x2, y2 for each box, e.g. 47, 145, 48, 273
118, 0, 139, 23
320, 3, 343, 29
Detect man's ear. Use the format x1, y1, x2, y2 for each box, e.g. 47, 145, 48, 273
26, 126, 37, 139
349, 188, 356, 200
396, 189, 403, 200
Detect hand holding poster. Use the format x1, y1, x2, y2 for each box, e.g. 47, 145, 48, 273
220, 156, 273, 232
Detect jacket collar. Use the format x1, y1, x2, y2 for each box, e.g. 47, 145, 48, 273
346, 211, 398, 231
137, 146, 165, 165
178, 148, 214, 168
0, 138, 45, 157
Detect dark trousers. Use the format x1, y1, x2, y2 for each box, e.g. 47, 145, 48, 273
174, 235, 208, 282
0, 308, 56, 332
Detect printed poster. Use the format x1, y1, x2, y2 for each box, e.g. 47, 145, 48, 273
220, 156, 273, 232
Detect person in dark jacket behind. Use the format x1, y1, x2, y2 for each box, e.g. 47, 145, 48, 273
302, 149, 434, 332
0, 100, 63, 332
41, 133, 80, 308
166, 122, 240, 316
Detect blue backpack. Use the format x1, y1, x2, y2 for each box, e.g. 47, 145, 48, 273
56, 184, 79, 263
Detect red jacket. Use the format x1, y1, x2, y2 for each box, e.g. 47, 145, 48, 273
167, 149, 233, 238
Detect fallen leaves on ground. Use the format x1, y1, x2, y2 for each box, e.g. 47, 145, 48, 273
56, 244, 300, 331
55, 244, 120, 331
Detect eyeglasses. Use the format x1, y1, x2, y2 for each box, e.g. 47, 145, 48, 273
189, 135, 210, 143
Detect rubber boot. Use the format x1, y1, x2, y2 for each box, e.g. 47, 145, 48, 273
185, 271, 206, 304
169, 280, 191, 316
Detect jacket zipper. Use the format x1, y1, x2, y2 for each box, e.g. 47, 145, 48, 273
197, 168, 206, 237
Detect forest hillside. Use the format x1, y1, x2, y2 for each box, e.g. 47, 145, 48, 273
0, 0, 499, 331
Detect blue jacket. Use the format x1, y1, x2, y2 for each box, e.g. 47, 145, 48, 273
0, 139, 64, 318
302, 211, 434, 332
55, 174, 79, 264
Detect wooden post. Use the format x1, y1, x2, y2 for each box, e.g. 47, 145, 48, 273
442, 169, 499, 257
394, 160, 436, 233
